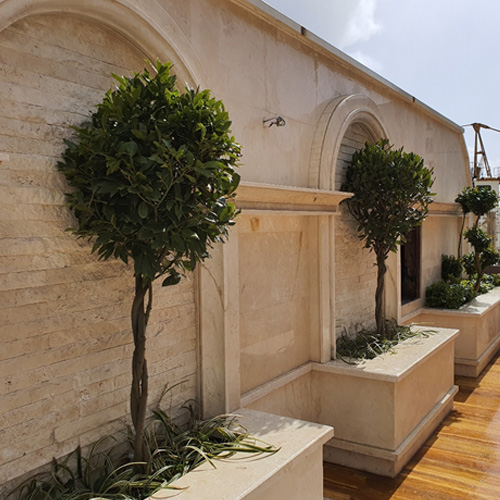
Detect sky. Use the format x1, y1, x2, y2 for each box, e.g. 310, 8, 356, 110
264, 0, 500, 176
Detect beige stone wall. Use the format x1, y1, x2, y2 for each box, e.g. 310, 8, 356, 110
334, 123, 377, 337
238, 215, 319, 394
335, 205, 377, 337
0, 15, 198, 488
0, 0, 472, 490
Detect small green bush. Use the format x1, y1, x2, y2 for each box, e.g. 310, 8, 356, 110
441, 254, 462, 282
425, 280, 472, 309
425, 273, 500, 309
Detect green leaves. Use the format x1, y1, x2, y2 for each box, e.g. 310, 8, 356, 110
162, 272, 181, 287
455, 185, 499, 216
343, 138, 435, 257
58, 61, 241, 283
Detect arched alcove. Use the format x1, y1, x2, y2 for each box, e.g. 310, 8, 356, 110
308, 95, 394, 339
334, 122, 379, 337
0, 5, 206, 489
0, 0, 209, 89
309, 94, 389, 191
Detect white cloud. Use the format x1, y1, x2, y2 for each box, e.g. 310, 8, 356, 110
340, 0, 381, 48
348, 50, 383, 73
264, 0, 381, 49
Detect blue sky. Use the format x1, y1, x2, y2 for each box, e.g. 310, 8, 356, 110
264, 0, 500, 175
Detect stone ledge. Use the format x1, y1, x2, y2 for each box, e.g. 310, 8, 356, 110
236, 182, 351, 214
147, 408, 333, 500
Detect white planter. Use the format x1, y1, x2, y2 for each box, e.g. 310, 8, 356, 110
146, 408, 333, 500
245, 327, 458, 478
312, 328, 458, 477
411, 287, 500, 377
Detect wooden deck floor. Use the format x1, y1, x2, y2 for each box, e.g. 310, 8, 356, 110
323, 352, 500, 500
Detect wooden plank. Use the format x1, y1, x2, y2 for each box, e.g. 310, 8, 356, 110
324, 352, 500, 499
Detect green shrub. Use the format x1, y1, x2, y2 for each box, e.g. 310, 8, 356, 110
441, 254, 462, 282
424, 273, 500, 309
343, 139, 434, 337
57, 61, 241, 463
425, 280, 471, 309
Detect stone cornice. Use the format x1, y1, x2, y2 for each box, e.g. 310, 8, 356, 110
428, 202, 462, 217
236, 182, 351, 214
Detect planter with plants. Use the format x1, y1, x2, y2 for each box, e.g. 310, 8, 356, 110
313, 140, 459, 477
416, 186, 500, 377
8, 404, 279, 500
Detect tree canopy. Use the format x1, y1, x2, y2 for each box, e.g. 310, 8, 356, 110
59, 61, 241, 286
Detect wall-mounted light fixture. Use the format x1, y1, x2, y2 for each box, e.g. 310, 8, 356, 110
263, 115, 286, 128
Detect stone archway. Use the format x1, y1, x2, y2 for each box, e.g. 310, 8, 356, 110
309, 94, 389, 190
0, 0, 209, 89
308, 95, 394, 340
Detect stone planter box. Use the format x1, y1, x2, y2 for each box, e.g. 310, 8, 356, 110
244, 328, 459, 478
147, 408, 333, 500
312, 327, 458, 477
411, 287, 500, 377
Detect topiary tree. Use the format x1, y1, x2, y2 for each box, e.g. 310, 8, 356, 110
57, 61, 241, 464
343, 139, 434, 337
455, 186, 500, 295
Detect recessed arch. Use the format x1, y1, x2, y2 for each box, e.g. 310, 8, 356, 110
309, 94, 390, 190
0, 0, 209, 89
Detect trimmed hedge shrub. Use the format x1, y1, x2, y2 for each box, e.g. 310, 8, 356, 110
425, 280, 474, 309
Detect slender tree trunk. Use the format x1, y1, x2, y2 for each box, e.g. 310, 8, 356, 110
473, 253, 483, 297
130, 276, 152, 466
375, 251, 387, 338
458, 214, 466, 258
473, 215, 482, 297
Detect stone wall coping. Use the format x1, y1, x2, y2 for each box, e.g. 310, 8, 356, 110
232, 0, 464, 136
428, 202, 462, 217
313, 327, 459, 383
146, 408, 333, 500
420, 286, 500, 318
237, 181, 351, 214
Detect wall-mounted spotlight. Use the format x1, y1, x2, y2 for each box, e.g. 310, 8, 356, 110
263, 115, 286, 128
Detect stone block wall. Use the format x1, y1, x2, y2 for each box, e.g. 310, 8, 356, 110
0, 14, 198, 490
334, 205, 377, 337
334, 123, 377, 337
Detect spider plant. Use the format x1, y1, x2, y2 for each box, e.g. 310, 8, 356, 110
8, 402, 277, 500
